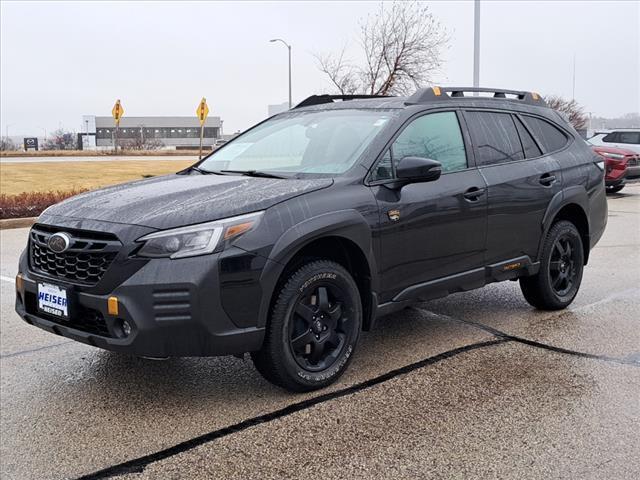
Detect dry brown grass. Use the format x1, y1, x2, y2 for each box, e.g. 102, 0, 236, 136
0, 159, 193, 195
0, 149, 202, 157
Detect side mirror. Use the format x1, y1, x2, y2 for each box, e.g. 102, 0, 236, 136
396, 156, 442, 183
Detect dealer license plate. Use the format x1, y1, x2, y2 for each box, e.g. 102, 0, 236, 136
37, 282, 69, 319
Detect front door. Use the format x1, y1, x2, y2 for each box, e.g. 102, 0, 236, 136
370, 111, 488, 302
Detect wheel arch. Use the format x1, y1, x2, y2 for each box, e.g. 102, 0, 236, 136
540, 187, 591, 265
259, 210, 378, 332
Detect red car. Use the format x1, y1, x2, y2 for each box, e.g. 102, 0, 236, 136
592, 146, 639, 194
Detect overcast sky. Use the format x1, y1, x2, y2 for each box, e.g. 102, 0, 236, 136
1, 0, 638, 136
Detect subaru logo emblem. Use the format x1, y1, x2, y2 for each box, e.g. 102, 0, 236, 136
47, 232, 71, 253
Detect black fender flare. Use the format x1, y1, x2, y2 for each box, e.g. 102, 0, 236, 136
256, 209, 377, 329
538, 185, 590, 262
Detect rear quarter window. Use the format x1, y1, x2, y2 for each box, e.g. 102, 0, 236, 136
523, 116, 569, 153
617, 131, 640, 145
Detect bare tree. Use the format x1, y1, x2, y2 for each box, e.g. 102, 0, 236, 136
316, 2, 448, 96
0, 137, 17, 151
42, 129, 77, 150
544, 95, 589, 130
119, 137, 164, 151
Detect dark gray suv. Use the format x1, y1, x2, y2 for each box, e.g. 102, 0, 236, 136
15, 87, 608, 391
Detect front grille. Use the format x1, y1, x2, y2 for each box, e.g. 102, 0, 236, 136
25, 291, 112, 337
29, 225, 121, 286
628, 157, 639, 166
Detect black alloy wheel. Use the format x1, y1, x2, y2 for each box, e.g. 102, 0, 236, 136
548, 234, 579, 297
289, 283, 352, 372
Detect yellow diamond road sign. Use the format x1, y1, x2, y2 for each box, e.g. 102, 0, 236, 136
196, 98, 209, 126
112, 100, 124, 125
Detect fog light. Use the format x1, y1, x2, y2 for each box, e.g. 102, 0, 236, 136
122, 320, 132, 336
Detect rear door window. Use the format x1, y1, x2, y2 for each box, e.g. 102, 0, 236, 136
617, 131, 640, 145
464, 111, 524, 166
522, 116, 568, 153
514, 116, 542, 158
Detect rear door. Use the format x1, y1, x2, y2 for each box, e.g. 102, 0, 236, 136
463, 110, 564, 265
370, 110, 488, 302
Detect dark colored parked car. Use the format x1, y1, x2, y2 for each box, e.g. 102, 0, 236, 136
15, 87, 608, 392
592, 145, 639, 193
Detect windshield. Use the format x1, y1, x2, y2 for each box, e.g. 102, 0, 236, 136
199, 109, 395, 176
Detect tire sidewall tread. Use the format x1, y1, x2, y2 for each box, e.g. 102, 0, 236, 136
252, 259, 362, 392
520, 220, 584, 310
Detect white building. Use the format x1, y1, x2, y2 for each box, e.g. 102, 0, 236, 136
80, 115, 223, 150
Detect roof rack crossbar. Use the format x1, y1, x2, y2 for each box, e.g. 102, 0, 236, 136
294, 94, 392, 109
406, 87, 546, 106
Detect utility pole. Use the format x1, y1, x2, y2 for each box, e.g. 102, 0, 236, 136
473, 0, 480, 92
5, 123, 15, 140
572, 53, 576, 100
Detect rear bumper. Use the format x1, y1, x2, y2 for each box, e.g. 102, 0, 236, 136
15, 250, 265, 357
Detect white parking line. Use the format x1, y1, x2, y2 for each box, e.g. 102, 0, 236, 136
1, 275, 15, 284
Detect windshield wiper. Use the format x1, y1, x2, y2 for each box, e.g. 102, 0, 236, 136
221, 169, 287, 179
189, 165, 224, 175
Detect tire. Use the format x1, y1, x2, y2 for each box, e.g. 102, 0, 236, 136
520, 220, 584, 310
606, 185, 624, 194
251, 260, 362, 392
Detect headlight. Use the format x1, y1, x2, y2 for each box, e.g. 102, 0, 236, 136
601, 152, 625, 160
136, 211, 263, 259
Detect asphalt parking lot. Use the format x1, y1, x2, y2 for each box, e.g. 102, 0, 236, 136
1, 185, 638, 480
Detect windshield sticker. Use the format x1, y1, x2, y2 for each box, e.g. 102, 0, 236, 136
216, 142, 252, 159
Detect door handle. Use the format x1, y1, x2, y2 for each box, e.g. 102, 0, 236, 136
463, 186, 485, 201
539, 173, 557, 186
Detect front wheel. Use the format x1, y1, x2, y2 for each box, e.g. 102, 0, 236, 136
520, 220, 584, 310
251, 260, 362, 392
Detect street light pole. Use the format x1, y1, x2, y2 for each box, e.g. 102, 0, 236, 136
473, 0, 480, 92
270, 38, 292, 109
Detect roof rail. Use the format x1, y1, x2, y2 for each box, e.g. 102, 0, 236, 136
294, 94, 392, 109
405, 87, 546, 107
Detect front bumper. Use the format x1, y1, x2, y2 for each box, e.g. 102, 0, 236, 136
626, 165, 640, 180
15, 221, 265, 357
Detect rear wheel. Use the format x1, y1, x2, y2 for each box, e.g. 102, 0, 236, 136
251, 260, 361, 392
520, 220, 584, 310
606, 185, 624, 194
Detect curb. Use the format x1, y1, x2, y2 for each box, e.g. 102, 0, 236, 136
0, 217, 37, 230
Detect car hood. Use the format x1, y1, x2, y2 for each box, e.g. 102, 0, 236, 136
43, 173, 333, 230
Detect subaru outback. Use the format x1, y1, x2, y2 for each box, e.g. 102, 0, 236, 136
15, 87, 608, 392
